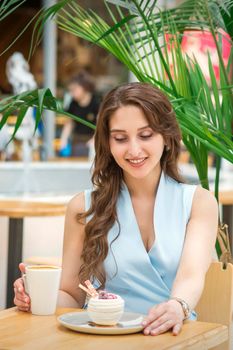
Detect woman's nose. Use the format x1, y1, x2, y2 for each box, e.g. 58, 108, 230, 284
127, 139, 142, 156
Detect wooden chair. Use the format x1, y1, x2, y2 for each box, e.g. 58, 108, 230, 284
196, 261, 233, 350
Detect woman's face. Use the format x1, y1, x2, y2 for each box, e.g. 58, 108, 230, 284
109, 105, 165, 180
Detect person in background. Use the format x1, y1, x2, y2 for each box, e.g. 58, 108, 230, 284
59, 71, 100, 157
14, 82, 218, 336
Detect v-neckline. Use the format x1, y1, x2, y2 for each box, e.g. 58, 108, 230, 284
122, 172, 164, 254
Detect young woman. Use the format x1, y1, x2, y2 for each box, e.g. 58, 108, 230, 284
14, 82, 218, 336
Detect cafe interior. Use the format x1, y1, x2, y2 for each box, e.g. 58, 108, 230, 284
0, 0, 233, 349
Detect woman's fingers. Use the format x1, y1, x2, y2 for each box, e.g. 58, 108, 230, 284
13, 290, 30, 310
14, 297, 30, 311
13, 277, 30, 311
150, 319, 174, 335
14, 286, 29, 303
142, 303, 166, 328
144, 318, 183, 336
13, 278, 26, 297
144, 317, 174, 335
19, 262, 26, 274
142, 301, 184, 336
13, 295, 30, 311
172, 323, 182, 335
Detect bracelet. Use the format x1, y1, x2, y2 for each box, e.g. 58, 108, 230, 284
170, 297, 191, 320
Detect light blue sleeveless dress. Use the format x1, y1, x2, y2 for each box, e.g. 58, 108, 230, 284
84, 172, 197, 318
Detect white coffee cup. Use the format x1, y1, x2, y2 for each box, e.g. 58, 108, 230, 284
23, 265, 61, 316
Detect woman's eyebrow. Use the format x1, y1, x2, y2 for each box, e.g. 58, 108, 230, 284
110, 125, 150, 133
138, 125, 150, 130
110, 129, 126, 133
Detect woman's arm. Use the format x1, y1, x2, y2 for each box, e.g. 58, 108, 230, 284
142, 187, 218, 336
170, 186, 218, 308
57, 290, 80, 308
57, 192, 87, 308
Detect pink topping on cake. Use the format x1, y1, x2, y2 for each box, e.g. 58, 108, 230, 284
98, 290, 118, 299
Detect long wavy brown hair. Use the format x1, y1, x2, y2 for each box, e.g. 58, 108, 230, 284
78, 82, 183, 287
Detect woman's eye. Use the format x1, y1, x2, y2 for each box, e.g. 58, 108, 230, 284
140, 133, 153, 139
114, 137, 127, 142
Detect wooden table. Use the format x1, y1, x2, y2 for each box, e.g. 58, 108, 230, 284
0, 308, 228, 350
0, 200, 66, 308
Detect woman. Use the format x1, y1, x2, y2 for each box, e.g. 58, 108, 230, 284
14, 82, 218, 336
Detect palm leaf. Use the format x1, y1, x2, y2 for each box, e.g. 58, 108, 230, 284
0, 1, 43, 57
0, 88, 95, 140
0, 0, 27, 21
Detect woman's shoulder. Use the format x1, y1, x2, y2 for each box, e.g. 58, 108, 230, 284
177, 180, 218, 207
191, 185, 218, 216
67, 188, 93, 215
193, 185, 218, 205
67, 191, 85, 215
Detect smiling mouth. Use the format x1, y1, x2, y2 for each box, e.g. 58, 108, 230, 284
127, 157, 147, 165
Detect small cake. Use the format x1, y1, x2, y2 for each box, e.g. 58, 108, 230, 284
87, 290, 125, 326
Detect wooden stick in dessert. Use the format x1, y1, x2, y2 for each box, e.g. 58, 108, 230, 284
84, 280, 98, 297
78, 283, 96, 297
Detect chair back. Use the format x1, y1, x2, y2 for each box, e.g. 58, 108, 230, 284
196, 261, 233, 350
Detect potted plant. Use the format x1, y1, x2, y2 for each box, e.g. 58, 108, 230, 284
0, 0, 233, 261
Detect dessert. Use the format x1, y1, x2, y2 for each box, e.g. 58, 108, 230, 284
79, 281, 125, 326
87, 291, 124, 326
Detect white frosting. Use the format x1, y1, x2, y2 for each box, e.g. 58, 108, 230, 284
87, 294, 125, 325
88, 295, 124, 310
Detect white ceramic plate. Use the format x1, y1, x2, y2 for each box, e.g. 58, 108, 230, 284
58, 311, 145, 335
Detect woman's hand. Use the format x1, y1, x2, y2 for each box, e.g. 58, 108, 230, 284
142, 299, 184, 336
13, 263, 30, 312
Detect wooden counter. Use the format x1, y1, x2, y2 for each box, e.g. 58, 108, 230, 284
0, 308, 228, 350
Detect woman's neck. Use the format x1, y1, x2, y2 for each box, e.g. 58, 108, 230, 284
124, 167, 162, 198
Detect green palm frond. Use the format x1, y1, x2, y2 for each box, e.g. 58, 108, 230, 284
0, 0, 27, 21
0, 88, 95, 142
0, 0, 44, 57
106, 0, 232, 36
